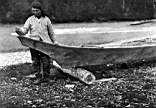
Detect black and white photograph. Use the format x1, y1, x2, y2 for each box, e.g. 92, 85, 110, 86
0, 0, 156, 108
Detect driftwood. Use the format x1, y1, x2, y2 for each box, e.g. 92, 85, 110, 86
53, 60, 96, 84
130, 19, 156, 26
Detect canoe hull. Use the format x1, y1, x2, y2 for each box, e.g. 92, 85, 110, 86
18, 36, 156, 68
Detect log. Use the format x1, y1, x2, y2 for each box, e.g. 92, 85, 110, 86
53, 60, 96, 84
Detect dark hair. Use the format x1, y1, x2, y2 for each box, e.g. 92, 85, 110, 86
31, 1, 42, 10
31, 1, 46, 17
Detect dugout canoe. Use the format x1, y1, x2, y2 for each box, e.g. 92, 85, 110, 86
17, 36, 156, 68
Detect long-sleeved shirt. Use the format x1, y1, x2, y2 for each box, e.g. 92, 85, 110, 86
22, 15, 55, 43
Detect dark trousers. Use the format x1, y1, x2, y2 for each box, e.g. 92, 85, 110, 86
30, 48, 51, 78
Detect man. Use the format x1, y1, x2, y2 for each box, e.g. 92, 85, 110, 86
15, 1, 55, 84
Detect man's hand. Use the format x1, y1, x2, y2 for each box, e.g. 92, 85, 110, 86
15, 27, 25, 36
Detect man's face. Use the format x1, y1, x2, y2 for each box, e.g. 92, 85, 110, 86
32, 7, 41, 18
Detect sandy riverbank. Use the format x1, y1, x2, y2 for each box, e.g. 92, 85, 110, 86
0, 51, 32, 68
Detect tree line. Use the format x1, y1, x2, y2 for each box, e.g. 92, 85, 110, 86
0, 0, 154, 24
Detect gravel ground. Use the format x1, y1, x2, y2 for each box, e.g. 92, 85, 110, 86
0, 49, 156, 108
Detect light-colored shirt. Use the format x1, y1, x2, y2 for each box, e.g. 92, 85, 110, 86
22, 15, 55, 43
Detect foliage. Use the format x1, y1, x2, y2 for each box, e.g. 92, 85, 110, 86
0, 0, 155, 23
